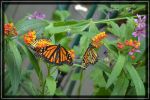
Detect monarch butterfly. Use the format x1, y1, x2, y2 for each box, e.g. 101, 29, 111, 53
29, 39, 73, 66
82, 44, 98, 68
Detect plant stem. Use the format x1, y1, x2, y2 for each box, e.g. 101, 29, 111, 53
47, 64, 51, 77
94, 15, 145, 24
94, 17, 128, 24
73, 64, 83, 67
41, 79, 46, 95
41, 64, 51, 95
77, 69, 84, 95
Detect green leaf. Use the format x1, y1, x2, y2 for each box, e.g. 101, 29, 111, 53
125, 17, 136, 39
136, 66, 145, 82
106, 20, 131, 40
45, 23, 69, 34
4, 71, 11, 93
55, 88, 65, 96
134, 39, 146, 63
5, 39, 22, 94
4, 14, 8, 24
103, 39, 118, 59
106, 54, 126, 88
107, 21, 121, 37
94, 87, 111, 96
70, 20, 89, 27
111, 73, 129, 95
118, 4, 145, 17
17, 42, 43, 81
103, 38, 118, 45
111, 4, 127, 11
20, 69, 32, 81
125, 62, 145, 95
45, 21, 89, 34
97, 5, 110, 14
15, 16, 28, 28
16, 19, 49, 35
94, 60, 111, 73
71, 73, 81, 80
58, 65, 71, 73
126, 86, 136, 96
79, 35, 91, 55
104, 41, 118, 58
50, 67, 58, 80
21, 80, 37, 95
50, 34, 56, 44
90, 67, 106, 87
54, 32, 66, 42
7, 39, 22, 68
108, 44, 118, 54
88, 21, 99, 37
53, 20, 78, 26
59, 37, 71, 49
53, 10, 70, 21
45, 76, 56, 95
70, 24, 89, 34
120, 23, 126, 40
73, 46, 82, 56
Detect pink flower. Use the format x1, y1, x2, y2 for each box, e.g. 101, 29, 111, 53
28, 11, 46, 20
128, 49, 141, 56
132, 14, 146, 41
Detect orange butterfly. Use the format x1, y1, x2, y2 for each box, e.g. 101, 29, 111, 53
30, 39, 73, 65
82, 44, 98, 68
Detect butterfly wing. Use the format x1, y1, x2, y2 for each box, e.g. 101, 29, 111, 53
59, 46, 73, 65
40, 44, 73, 65
82, 45, 98, 68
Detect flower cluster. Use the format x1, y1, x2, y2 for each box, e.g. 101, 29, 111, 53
117, 42, 124, 49
23, 30, 36, 45
117, 39, 141, 60
28, 11, 46, 20
68, 50, 75, 60
4, 23, 18, 36
125, 39, 140, 49
36, 39, 52, 48
132, 15, 146, 41
116, 14, 145, 60
91, 32, 108, 48
125, 39, 141, 60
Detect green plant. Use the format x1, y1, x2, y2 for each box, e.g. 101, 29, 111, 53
3, 4, 147, 97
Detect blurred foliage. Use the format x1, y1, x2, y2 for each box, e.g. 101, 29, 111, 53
98, 4, 146, 17
53, 10, 70, 21
3, 3, 147, 97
